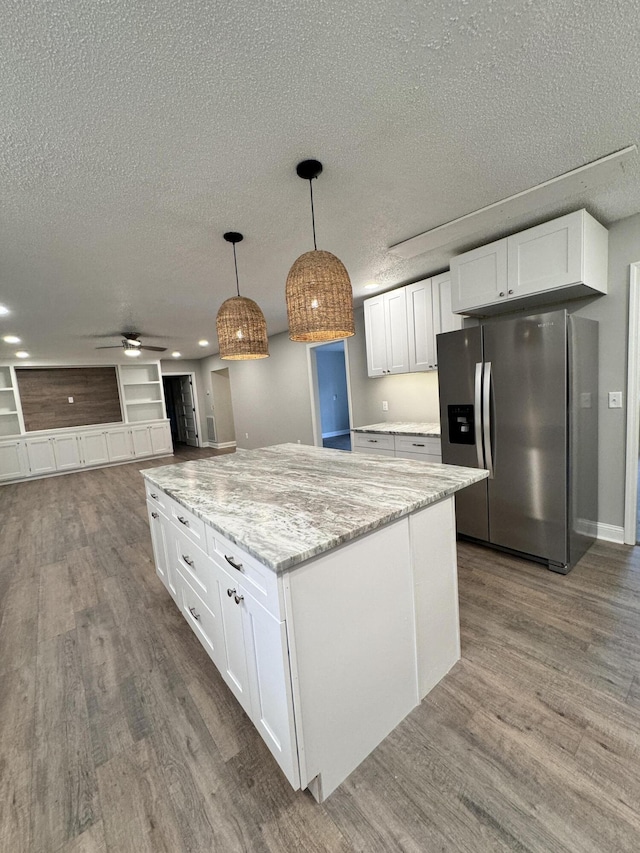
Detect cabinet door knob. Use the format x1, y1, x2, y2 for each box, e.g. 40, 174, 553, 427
227, 587, 236, 597
151, 511, 159, 519
151, 493, 158, 499
177, 516, 190, 527
499, 291, 505, 297
182, 555, 194, 567
508, 289, 514, 294
234, 594, 244, 605
188, 606, 200, 621
225, 555, 243, 571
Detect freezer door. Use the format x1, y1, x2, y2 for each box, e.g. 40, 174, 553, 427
483, 311, 568, 565
437, 327, 489, 541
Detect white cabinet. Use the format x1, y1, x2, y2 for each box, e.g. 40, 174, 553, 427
352, 431, 442, 462
119, 362, 166, 424
450, 209, 608, 316
149, 422, 173, 454
25, 437, 57, 474
364, 291, 409, 377
0, 441, 28, 481
212, 562, 253, 715
147, 502, 178, 602
131, 425, 153, 457
79, 431, 110, 466
432, 272, 464, 338
52, 434, 82, 470
105, 427, 134, 462
406, 280, 437, 372
351, 431, 396, 456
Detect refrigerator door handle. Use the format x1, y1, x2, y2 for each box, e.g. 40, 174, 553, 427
474, 362, 485, 469
483, 361, 494, 478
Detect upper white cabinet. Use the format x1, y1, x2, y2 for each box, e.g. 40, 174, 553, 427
365, 273, 462, 377
364, 291, 410, 377
0, 367, 22, 438
450, 209, 608, 316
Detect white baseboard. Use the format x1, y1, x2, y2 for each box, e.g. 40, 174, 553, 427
206, 440, 237, 449
596, 522, 625, 544
321, 430, 350, 438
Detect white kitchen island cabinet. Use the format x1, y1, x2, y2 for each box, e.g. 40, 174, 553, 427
142, 443, 486, 801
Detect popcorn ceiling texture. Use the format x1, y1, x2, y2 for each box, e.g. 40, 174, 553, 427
0, 0, 639, 361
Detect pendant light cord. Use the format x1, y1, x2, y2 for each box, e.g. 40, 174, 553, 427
232, 243, 240, 297
308, 179, 317, 251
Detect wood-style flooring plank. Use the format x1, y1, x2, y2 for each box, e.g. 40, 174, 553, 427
31, 629, 99, 853
59, 821, 107, 853
37, 559, 76, 643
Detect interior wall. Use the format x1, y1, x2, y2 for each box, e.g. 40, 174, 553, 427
209, 369, 236, 445
315, 348, 350, 435
16, 366, 122, 431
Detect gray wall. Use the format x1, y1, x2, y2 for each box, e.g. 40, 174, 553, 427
209, 368, 236, 445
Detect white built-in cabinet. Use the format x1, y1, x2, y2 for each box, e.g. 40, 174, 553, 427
364, 272, 462, 378
352, 431, 442, 463
0, 360, 173, 483
450, 209, 608, 315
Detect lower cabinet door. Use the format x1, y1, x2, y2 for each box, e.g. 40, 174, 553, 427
132, 425, 153, 457
80, 431, 110, 466
213, 565, 253, 715
0, 441, 28, 481
52, 434, 81, 470
25, 438, 57, 474
241, 593, 300, 788
147, 503, 178, 602
150, 423, 173, 454
106, 428, 133, 461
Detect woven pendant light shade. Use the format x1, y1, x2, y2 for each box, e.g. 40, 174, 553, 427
286, 249, 355, 342
216, 295, 269, 360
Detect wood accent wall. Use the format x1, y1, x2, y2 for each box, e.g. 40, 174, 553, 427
16, 367, 123, 431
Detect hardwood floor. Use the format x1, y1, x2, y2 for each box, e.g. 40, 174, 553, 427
1, 446, 640, 851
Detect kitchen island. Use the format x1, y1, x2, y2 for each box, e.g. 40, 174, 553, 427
142, 443, 487, 801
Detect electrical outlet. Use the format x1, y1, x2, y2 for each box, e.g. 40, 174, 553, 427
68, 396, 74, 403
608, 391, 623, 408
245, 432, 249, 438
382, 401, 389, 412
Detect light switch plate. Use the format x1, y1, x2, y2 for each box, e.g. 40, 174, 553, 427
608, 391, 622, 408
382, 401, 389, 412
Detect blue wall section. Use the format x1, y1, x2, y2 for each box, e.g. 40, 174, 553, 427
316, 345, 350, 436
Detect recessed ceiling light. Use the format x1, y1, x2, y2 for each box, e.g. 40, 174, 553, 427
3, 335, 21, 344
15, 351, 29, 358
172, 351, 181, 358
0, 305, 9, 315
198, 340, 209, 347
363, 282, 379, 290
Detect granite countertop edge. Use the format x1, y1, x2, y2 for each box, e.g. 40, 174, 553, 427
142, 462, 487, 574
352, 422, 441, 437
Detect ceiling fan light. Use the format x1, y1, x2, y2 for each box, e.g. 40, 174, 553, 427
286, 250, 355, 342
123, 340, 142, 356
216, 296, 269, 360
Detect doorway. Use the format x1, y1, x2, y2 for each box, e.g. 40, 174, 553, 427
208, 368, 236, 448
162, 374, 200, 447
308, 340, 352, 451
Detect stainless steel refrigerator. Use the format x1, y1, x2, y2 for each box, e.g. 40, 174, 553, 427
436, 309, 598, 573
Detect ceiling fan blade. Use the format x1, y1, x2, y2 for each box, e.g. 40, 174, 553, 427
141, 345, 167, 352
95, 345, 124, 349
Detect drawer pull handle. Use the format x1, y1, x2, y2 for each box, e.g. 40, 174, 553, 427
412, 443, 425, 447
225, 555, 243, 571
234, 594, 244, 605
150, 493, 159, 499
367, 439, 378, 443
182, 555, 194, 567
188, 606, 200, 621
177, 516, 190, 527
227, 587, 236, 597
151, 511, 159, 519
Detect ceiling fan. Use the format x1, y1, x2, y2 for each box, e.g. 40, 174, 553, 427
95, 333, 167, 357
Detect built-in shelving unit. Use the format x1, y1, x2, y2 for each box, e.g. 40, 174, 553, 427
0, 367, 22, 437
119, 363, 166, 423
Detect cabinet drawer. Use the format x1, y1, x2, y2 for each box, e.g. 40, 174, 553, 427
169, 525, 216, 596
167, 498, 206, 550
176, 567, 223, 666
352, 432, 395, 452
145, 482, 168, 511
394, 450, 442, 464
206, 525, 283, 620
394, 435, 441, 457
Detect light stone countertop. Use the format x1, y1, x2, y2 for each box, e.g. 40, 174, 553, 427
352, 422, 441, 437
142, 443, 486, 573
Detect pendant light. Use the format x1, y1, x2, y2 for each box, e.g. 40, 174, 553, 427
286, 159, 355, 342
216, 232, 269, 360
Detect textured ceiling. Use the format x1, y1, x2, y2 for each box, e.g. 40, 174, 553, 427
1, 0, 639, 363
